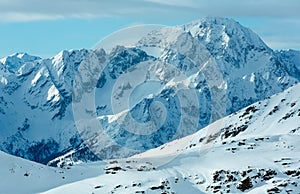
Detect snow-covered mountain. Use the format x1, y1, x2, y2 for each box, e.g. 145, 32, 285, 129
2, 82, 299, 193
0, 17, 299, 166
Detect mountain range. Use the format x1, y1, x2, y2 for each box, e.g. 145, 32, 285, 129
0, 17, 299, 169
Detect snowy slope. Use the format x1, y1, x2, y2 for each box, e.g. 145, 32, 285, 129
0, 150, 104, 194
2, 82, 298, 194
0, 17, 299, 166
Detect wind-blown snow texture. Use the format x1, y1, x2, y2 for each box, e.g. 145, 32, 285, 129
0, 17, 299, 166
1, 82, 300, 193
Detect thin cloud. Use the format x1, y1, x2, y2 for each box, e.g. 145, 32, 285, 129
0, 0, 174, 22
0, 0, 299, 51
262, 36, 300, 50
0, 13, 64, 22
0, 0, 300, 22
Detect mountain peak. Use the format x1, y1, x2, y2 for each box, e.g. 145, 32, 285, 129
200, 16, 238, 25
3, 52, 41, 61
183, 16, 241, 32
0, 52, 41, 72
183, 17, 269, 53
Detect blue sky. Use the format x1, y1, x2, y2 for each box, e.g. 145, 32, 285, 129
0, 0, 300, 58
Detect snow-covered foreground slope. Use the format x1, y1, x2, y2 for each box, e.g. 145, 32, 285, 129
3, 83, 298, 194
0, 150, 104, 194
